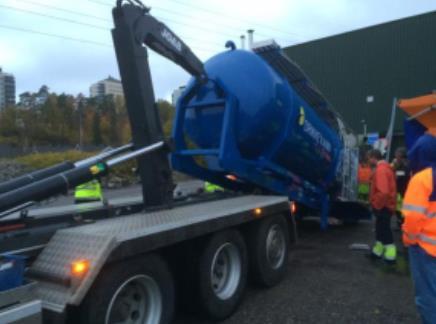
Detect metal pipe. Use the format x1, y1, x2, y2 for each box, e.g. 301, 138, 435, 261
75, 143, 134, 167
106, 141, 165, 167
0, 143, 134, 196
0, 201, 35, 220
0, 142, 163, 213
240, 35, 246, 49
247, 29, 254, 49
0, 162, 75, 195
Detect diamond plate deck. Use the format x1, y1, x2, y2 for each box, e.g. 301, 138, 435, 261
30, 195, 289, 312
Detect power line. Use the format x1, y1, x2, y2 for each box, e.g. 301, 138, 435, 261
13, 0, 226, 47
0, 24, 111, 47
149, 3, 298, 44
12, 0, 110, 22
0, 4, 107, 30
0, 4, 220, 52
89, 0, 298, 46
6, 0, 227, 47
89, 0, 237, 39
0, 23, 215, 55
166, 0, 304, 39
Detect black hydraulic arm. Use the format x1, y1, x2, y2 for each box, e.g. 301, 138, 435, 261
0, 142, 164, 215
0, 162, 74, 195
111, 1, 206, 207
0, 144, 133, 195
114, 0, 205, 79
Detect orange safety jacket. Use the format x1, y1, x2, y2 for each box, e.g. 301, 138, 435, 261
370, 161, 397, 211
402, 167, 436, 257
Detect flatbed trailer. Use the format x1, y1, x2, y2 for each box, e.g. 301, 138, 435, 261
27, 194, 294, 322
1, 191, 295, 324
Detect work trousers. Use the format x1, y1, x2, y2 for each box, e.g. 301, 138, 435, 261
374, 208, 394, 245
408, 245, 436, 324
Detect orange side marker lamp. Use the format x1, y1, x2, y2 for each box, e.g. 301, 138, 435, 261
254, 208, 262, 218
290, 201, 297, 215
71, 259, 90, 278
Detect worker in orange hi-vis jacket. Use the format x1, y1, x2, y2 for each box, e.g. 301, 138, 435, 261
367, 149, 397, 263
401, 133, 436, 324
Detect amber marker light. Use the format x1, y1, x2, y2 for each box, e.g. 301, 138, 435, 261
290, 201, 297, 214
71, 259, 90, 277
254, 208, 262, 217
226, 174, 238, 181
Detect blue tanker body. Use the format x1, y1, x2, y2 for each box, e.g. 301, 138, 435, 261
172, 43, 346, 217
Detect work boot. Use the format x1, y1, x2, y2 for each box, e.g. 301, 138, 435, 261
383, 244, 397, 264
370, 241, 384, 259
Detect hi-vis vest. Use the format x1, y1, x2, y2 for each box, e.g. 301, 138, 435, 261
204, 182, 224, 193
402, 167, 436, 257
74, 180, 103, 201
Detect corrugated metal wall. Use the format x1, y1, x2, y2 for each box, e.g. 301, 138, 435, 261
284, 11, 436, 135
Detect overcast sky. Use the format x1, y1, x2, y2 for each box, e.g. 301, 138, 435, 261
1, 0, 436, 101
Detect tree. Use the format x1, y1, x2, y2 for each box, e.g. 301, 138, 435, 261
156, 99, 175, 137
0, 107, 19, 139
92, 111, 102, 145
57, 94, 75, 144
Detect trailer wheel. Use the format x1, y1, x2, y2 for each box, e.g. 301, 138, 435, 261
78, 254, 174, 324
248, 214, 290, 287
196, 229, 248, 320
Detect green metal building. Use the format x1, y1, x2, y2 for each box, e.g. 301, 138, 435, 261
284, 11, 436, 141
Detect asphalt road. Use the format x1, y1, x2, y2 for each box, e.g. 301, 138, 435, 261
175, 220, 420, 324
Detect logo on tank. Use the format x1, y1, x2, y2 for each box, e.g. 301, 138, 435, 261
299, 107, 332, 153
298, 107, 305, 126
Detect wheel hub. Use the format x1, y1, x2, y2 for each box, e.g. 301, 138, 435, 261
266, 224, 286, 269
210, 243, 242, 300
105, 275, 162, 324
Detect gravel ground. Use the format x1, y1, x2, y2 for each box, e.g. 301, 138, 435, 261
175, 219, 420, 324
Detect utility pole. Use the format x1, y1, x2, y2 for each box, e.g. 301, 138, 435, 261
385, 97, 397, 161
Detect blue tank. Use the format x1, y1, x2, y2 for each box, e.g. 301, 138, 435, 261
172, 45, 344, 208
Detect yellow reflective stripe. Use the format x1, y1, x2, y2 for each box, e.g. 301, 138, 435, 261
406, 233, 436, 245
402, 204, 436, 218
420, 234, 436, 245
402, 204, 427, 214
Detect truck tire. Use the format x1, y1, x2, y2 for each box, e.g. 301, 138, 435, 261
78, 254, 174, 324
196, 229, 248, 321
248, 214, 290, 287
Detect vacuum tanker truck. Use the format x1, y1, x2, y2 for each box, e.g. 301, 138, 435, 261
0, 1, 365, 323
172, 40, 361, 227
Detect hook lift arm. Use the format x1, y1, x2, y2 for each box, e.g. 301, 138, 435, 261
111, 1, 206, 207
